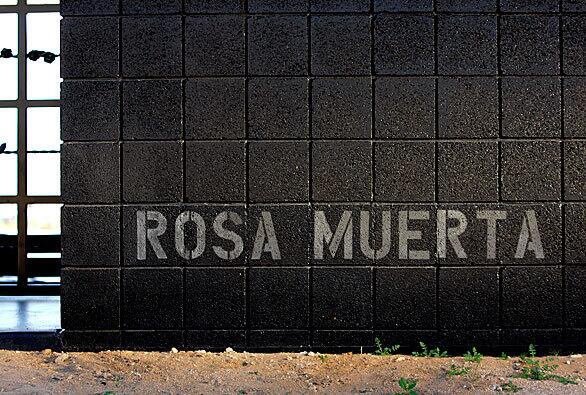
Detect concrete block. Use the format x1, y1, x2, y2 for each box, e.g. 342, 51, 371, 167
61, 81, 119, 141
249, 78, 308, 139
312, 78, 371, 139
250, 268, 310, 328
563, 16, 586, 75
375, 78, 434, 139
312, 141, 372, 202
61, 142, 120, 203
249, 141, 309, 202
185, 268, 246, 328
122, 80, 182, 140
564, 77, 586, 137
62, 205, 120, 267
439, 268, 499, 329
564, 141, 586, 200
438, 77, 498, 138
61, 17, 119, 78
501, 15, 559, 75
375, 0, 433, 11
374, 15, 434, 75
61, 268, 120, 330
185, 78, 245, 140
565, 266, 586, 327
122, 268, 183, 329
311, 0, 370, 12
502, 267, 562, 328
502, 77, 561, 138
185, 141, 246, 202
248, 16, 307, 75
247, 205, 311, 266
313, 267, 373, 329
375, 142, 435, 202
376, 268, 436, 329
438, 15, 497, 75
501, 0, 559, 12
501, 141, 561, 201
438, 142, 499, 202
121, 16, 182, 77
311, 16, 370, 75
185, 15, 245, 76
122, 0, 181, 14
122, 141, 183, 203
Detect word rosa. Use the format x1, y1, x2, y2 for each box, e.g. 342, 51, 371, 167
136, 209, 545, 261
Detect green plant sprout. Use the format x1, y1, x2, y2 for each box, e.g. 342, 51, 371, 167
463, 347, 483, 363
394, 378, 418, 395
374, 337, 401, 356
446, 364, 470, 377
412, 342, 448, 358
514, 344, 578, 385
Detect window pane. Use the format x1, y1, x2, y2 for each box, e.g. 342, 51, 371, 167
27, 107, 60, 151
26, 13, 61, 100
0, 108, 18, 152
0, 204, 17, 283
28, 0, 59, 4
0, 14, 18, 100
27, 152, 60, 196
27, 204, 61, 235
0, 204, 17, 236
0, 154, 17, 196
0, 0, 17, 5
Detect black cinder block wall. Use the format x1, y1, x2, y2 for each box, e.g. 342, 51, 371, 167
60, 0, 586, 351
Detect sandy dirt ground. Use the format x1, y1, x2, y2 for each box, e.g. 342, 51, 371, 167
0, 349, 585, 394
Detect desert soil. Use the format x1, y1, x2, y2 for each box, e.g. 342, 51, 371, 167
0, 349, 585, 394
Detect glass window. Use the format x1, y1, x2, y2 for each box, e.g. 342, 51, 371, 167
27, 0, 60, 4
26, 12, 61, 100
0, 14, 18, 100
0, 153, 17, 196
0, 204, 17, 236
27, 107, 60, 151
27, 152, 60, 196
0, 108, 18, 152
27, 204, 61, 235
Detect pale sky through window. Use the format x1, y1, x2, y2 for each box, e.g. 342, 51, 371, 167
0, 6, 62, 236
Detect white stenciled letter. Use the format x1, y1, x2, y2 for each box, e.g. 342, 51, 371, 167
515, 210, 544, 259
175, 211, 206, 260
398, 210, 430, 260
314, 210, 353, 260
437, 210, 468, 259
361, 210, 391, 260
252, 211, 281, 260
137, 210, 167, 260
477, 210, 507, 259
213, 211, 244, 260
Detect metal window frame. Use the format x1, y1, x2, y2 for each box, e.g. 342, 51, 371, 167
0, 0, 60, 295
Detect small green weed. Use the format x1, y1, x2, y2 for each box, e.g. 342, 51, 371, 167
501, 380, 522, 393
412, 342, 448, 358
374, 337, 401, 356
515, 344, 578, 385
463, 347, 483, 363
500, 352, 509, 360
394, 377, 418, 395
318, 354, 328, 363
446, 364, 470, 377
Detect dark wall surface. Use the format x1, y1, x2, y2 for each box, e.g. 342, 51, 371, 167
60, 0, 586, 351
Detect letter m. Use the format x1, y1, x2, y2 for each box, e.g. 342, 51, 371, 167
314, 210, 353, 260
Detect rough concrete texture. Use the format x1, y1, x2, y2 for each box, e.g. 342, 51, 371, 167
61, 1, 586, 351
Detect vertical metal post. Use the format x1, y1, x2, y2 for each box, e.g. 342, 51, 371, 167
16, 0, 27, 289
